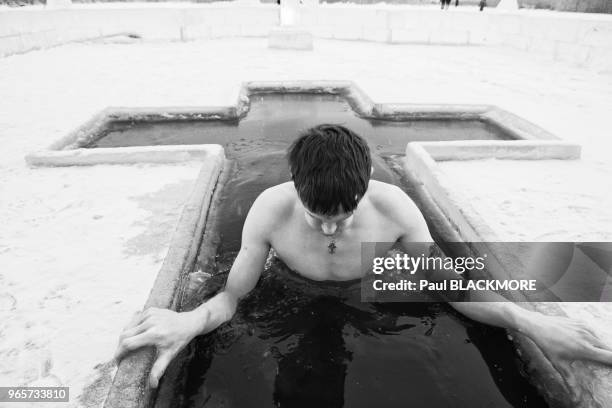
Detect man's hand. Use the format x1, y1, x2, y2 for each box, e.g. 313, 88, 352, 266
114, 307, 209, 388
522, 313, 612, 366
111, 184, 274, 388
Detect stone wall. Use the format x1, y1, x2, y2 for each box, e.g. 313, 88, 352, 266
0, 4, 278, 56
520, 0, 612, 13
298, 5, 612, 70
1, 4, 611, 71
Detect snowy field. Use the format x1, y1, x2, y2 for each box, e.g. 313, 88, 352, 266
0, 34, 611, 406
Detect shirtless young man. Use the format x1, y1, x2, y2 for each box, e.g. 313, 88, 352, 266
115, 124, 612, 389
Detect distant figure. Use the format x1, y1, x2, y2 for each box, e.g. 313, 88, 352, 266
279, 0, 300, 26
441, 0, 450, 10
455, 0, 459, 6
479, 0, 486, 11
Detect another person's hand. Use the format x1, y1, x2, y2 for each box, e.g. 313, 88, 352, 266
523, 313, 612, 366
114, 307, 209, 388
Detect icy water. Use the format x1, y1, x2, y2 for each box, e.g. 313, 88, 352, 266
93, 94, 545, 407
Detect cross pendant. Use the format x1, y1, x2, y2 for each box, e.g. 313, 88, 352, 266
328, 241, 337, 254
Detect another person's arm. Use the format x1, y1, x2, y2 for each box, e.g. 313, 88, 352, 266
114, 190, 275, 388
388, 186, 612, 366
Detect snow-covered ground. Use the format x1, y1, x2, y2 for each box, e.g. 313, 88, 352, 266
439, 159, 612, 242
0, 36, 611, 406
0, 163, 203, 407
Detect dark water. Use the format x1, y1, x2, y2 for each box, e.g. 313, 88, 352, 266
157, 258, 547, 408
95, 94, 544, 407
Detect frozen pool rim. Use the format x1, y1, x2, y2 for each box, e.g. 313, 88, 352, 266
103, 147, 225, 408
401, 144, 609, 408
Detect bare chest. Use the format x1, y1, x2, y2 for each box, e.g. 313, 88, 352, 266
270, 218, 398, 281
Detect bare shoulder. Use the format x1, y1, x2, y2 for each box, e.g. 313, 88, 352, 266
244, 182, 296, 238
366, 180, 431, 240
256, 182, 295, 206
366, 180, 421, 218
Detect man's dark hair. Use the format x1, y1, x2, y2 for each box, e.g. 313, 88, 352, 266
288, 124, 372, 216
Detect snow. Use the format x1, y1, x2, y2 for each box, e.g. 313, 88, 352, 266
437, 159, 612, 242
0, 163, 203, 406
0, 36, 611, 406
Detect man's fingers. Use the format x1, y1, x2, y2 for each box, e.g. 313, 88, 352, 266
587, 346, 612, 365
114, 331, 155, 364
120, 321, 152, 341
149, 350, 175, 389
122, 308, 161, 331
123, 311, 145, 331
549, 359, 577, 391
588, 335, 608, 351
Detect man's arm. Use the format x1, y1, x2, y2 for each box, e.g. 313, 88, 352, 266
388, 185, 612, 367
114, 189, 275, 388
190, 188, 275, 332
